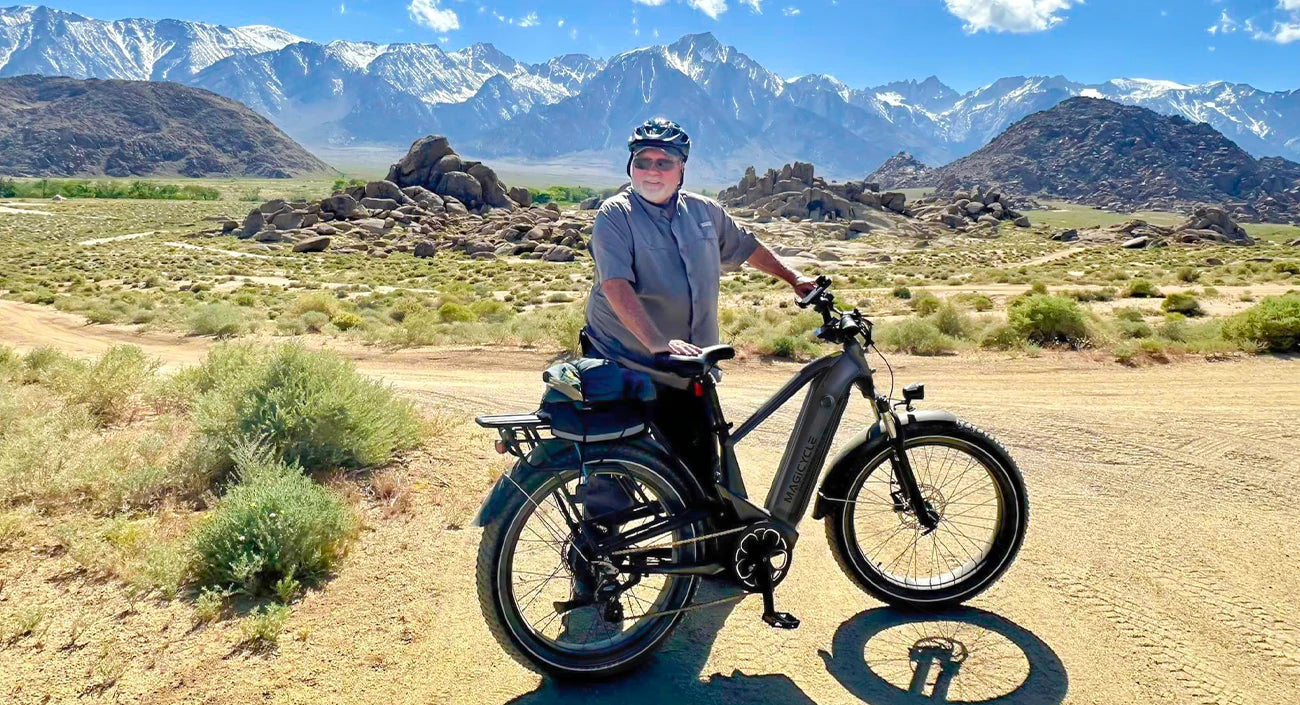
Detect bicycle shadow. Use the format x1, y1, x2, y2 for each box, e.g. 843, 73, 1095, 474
503, 581, 818, 705
820, 605, 1069, 704
505, 596, 1067, 705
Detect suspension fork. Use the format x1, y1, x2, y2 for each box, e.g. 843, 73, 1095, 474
873, 396, 941, 532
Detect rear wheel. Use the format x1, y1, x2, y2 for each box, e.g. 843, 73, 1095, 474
825, 420, 1028, 608
476, 444, 702, 678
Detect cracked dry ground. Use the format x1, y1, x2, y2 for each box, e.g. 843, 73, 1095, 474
0, 306, 1296, 704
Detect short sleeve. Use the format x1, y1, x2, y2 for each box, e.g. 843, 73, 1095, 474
713, 202, 761, 266
591, 205, 636, 284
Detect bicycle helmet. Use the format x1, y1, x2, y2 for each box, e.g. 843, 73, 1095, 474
626, 118, 691, 176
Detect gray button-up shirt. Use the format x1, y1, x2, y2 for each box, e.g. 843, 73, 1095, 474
585, 189, 761, 387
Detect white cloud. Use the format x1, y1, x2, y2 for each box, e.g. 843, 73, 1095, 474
338, 3, 346, 15
569, 27, 579, 39
557, 18, 565, 27
739, 0, 762, 12
942, 0, 1076, 33
408, 0, 460, 32
687, 0, 729, 17
1251, 0, 1300, 43
518, 11, 540, 27
783, 6, 800, 15
632, 0, 670, 5
1208, 10, 1238, 34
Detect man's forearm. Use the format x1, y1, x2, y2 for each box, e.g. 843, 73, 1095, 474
602, 278, 669, 352
745, 243, 802, 285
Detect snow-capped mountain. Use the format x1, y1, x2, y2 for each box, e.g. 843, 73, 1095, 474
2, 6, 1297, 178
0, 5, 302, 81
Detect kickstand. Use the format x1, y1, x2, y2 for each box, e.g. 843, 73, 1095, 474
756, 557, 799, 629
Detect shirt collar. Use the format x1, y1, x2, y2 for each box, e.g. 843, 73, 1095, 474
632, 189, 678, 220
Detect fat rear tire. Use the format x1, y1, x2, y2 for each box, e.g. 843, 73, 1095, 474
476, 443, 702, 679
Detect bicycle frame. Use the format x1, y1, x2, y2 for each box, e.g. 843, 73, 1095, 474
701, 338, 879, 529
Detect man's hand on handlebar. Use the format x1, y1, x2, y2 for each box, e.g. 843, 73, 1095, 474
792, 275, 817, 298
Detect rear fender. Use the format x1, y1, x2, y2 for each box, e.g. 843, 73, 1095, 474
811, 409, 958, 520
470, 435, 697, 528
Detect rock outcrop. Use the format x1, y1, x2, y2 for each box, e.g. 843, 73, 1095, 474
384, 135, 529, 213
1074, 206, 1255, 248
718, 162, 904, 225
866, 152, 937, 189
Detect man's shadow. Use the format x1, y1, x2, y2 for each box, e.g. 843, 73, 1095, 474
505, 590, 1066, 705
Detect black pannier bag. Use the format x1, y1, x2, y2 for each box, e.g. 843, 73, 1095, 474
537, 358, 657, 518
538, 358, 656, 442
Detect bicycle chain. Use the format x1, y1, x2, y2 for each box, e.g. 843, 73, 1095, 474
609, 526, 746, 556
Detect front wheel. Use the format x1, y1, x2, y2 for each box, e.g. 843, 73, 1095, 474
825, 420, 1028, 608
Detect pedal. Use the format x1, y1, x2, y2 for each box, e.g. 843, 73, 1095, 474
762, 611, 800, 630
756, 556, 800, 630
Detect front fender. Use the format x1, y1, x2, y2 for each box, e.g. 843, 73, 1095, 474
811, 409, 958, 520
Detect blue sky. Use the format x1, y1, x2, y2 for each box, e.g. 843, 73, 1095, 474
41, 1, 1300, 92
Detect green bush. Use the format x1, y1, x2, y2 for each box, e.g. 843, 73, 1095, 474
192, 444, 356, 596
470, 299, 513, 323
1007, 295, 1092, 347
331, 312, 363, 331
192, 344, 423, 471
0, 178, 218, 200
299, 311, 331, 333
928, 302, 974, 339
1223, 293, 1300, 351
910, 292, 941, 316
979, 323, 1026, 350
438, 302, 475, 323
1161, 292, 1203, 316
1115, 318, 1154, 339
891, 286, 912, 300
877, 319, 957, 355
189, 304, 246, 338
759, 334, 820, 360
68, 346, 160, 425
1123, 278, 1162, 298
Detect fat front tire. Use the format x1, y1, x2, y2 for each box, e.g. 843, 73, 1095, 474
476, 444, 702, 679
825, 419, 1028, 609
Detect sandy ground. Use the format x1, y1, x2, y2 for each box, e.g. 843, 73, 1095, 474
1, 301, 1298, 705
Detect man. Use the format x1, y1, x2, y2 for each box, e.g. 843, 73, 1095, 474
583, 118, 816, 483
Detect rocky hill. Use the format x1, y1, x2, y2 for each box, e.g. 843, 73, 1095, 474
0, 75, 333, 178
866, 152, 937, 188
930, 97, 1300, 223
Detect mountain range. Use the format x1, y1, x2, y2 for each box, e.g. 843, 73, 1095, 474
3, 5, 1299, 180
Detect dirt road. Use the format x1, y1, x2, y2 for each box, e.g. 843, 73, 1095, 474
1, 301, 1297, 705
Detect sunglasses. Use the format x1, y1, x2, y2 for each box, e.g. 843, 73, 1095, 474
632, 156, 682, 172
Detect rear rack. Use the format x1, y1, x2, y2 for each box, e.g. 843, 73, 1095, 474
476, 413, 550, 459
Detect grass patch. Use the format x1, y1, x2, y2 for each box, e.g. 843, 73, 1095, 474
191, 343, 423, 472
1223, 293, 1300, 352
192, 442, 357, 596
876, 318, 959, 355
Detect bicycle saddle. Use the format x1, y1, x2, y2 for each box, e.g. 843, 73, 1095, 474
654, 344, 735, 377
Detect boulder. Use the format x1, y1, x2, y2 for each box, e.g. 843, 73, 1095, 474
321, 194, 358, 219
389, 135, 453, 181
543, 245, 576, 262
364, 180, 408, 203
434, 154, 464, 174
253, 229, 282, 243
436, 171, 483, 206
1014, 215, 1032, 228
964, 201, 985, 216
1050, 229, 1079, 242
414, 241, 438, 258
882, 192, 907, 213
258, 199, 289, 215
240, 209, 264, 238
444, 198, 470, 216
293, 236, 331, 253
847, 220, 874, 234
360, 197, 400, 211
508, 186, 532, 207
270, 211, 303, 229
1122, 236, 1151, 249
